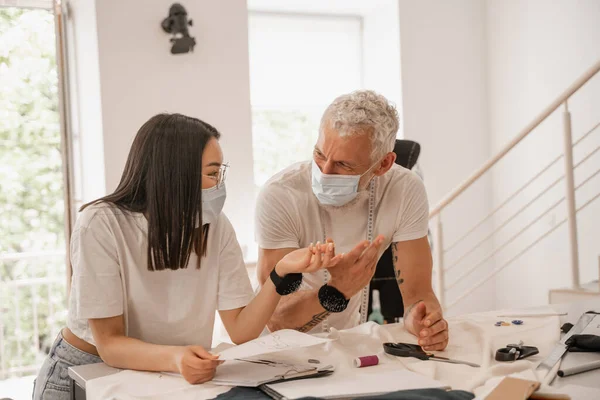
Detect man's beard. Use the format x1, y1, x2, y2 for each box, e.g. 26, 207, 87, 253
319, 189, 370, 213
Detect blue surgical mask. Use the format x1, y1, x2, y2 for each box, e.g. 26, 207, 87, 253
311, 160, 376, 206
199, 184, 227, 226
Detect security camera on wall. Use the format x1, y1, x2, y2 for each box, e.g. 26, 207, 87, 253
161, 3, 196, 54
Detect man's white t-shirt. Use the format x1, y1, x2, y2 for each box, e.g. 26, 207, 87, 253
255, 161, 429, 332
67, 203, 254, 349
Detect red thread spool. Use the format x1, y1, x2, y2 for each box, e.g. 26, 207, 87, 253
353, 355, 379, 368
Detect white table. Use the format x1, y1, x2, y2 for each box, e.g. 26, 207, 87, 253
68, 300, 600, 399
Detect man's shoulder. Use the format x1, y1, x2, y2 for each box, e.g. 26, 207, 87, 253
381, 164, 425, 195
260, 161, 312, 200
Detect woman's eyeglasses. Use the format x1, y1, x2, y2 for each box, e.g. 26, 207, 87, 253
203, 163, 229, 188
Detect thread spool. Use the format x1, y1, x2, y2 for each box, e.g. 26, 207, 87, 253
353, 355, 379, 368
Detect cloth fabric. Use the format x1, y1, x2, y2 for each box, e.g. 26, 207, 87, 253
33, 331, 102, 400
210, 387, 474, 400
363, 389, 474, 400
67, 203, 254, 349
255, 161, 429, 332
85, 310, 562, 400
211, 387, 267, 399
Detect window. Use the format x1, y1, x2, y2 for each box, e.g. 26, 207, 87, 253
248, 12, 364, 187
0, 1, 69, 386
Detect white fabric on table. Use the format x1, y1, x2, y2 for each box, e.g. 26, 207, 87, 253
86, 311, 561, 400
85, 370, 230, 400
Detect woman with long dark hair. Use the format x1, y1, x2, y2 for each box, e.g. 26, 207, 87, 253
33, 113, 340, 400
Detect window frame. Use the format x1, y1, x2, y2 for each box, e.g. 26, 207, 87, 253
52, 0, 76, 291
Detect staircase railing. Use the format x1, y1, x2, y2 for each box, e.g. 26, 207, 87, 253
429, 59, 600, 310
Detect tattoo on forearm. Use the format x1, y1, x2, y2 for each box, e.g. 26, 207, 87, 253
296, 311, 330, 333
404, 300, 423, 319
392, 243, 404, 285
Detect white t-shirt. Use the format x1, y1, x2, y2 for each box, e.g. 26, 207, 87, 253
67, 203, 254, 349
255, 161, 429, 332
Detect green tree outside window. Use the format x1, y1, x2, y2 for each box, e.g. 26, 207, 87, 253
0, 7, 67, 378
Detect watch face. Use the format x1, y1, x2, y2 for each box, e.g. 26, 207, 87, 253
326, 296, 347, 313
320, 285, 349, 313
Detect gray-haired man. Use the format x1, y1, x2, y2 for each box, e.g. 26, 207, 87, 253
256, 90, 449, 350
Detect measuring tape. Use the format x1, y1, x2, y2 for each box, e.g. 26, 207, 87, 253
320, 179, 377, 333
536, 311, 599, 374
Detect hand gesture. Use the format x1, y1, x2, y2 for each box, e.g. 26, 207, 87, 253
327, 235, 385, 299
404, 301, 449, 351
275, 241, 343, 276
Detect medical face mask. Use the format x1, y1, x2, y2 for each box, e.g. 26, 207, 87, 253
311, 159, 377, 206
199, 184, 227, 226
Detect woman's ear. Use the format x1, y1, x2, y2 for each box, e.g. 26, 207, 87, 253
374, 152, 397, 176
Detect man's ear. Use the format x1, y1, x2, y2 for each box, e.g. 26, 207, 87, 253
374, 152, 396, 176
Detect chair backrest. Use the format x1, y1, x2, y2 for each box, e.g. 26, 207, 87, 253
393, 140, 421, 170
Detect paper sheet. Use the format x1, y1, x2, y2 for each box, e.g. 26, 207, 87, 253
218, 329, 331, 361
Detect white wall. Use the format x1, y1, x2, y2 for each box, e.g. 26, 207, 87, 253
486, 0, 600, 309
398, 0, 495, 315
69, 0, 256, 252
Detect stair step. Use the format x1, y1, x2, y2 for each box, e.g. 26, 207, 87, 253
549, 281, 600, 304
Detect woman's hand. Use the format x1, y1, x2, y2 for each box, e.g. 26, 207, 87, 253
275, 241, 343, 276
174, 345, 223, 384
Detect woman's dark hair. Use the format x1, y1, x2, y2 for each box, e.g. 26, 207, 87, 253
81, 113, 221, 271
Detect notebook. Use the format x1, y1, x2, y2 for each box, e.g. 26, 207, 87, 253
212, 357, 335, 387
261, 369, 448, 399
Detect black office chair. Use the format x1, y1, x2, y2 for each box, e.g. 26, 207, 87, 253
367, 139, 421, 323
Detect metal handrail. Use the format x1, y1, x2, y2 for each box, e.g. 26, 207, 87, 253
429, 59, 600, 218
431, 59, 600, 310
448, 185, 600, 309
443, 120, 600, 255
447, 163, 600, 291
445, 140, 600, 273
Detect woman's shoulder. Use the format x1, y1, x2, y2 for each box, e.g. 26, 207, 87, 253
209, 213, 243, 251
212, 212, 235, 236
74, 202, 135, 231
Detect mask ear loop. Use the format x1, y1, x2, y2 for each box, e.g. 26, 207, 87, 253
359, 156, 386, 188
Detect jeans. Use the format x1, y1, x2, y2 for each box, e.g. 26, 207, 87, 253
32, 331, 102, 400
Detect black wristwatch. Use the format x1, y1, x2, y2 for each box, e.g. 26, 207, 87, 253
318, 284, 349, 313
270, 267, 302, 295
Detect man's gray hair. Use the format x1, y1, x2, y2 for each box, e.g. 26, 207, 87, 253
320, 90, 399, 161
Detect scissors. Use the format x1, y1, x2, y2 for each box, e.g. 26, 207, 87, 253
383, 342, 480, 368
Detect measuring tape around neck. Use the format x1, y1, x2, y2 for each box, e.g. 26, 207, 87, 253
320, 179, 376, 333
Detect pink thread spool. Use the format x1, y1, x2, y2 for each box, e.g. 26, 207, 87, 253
353, 355, 379, 368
